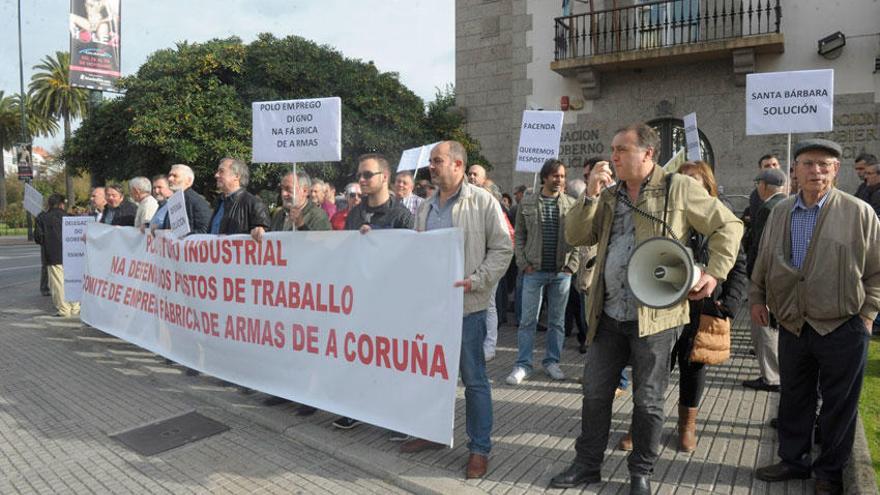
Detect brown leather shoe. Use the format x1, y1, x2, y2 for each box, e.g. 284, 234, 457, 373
466, 453, 488, 479
399, 438, 444, 454
814, 479, 842, 495
617, 431, 633, 451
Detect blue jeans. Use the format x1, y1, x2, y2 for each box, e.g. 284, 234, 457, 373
461, 310, 493, 455
516, 271, 571, 371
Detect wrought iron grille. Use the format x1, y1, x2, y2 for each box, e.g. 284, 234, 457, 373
554, 0, 781, 60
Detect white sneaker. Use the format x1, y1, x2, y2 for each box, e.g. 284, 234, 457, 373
544, 363, 566, 381
505, 366, 530, 385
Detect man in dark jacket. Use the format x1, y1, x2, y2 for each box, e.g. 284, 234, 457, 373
743, 167, 787, 392
100, 184, 137, 226
160, 164, 212, 234
34, 207, 51, 296
268, 171, 331, 232
41, 194, 80, 317
333, 152, 413, 432
343, 153, 413, 232
210, 157, 270, 241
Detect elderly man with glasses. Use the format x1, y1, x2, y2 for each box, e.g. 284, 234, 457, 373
751, 139, 880, 495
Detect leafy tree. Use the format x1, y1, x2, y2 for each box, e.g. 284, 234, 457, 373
67, 35, 428, 201
423, 84, 491, 172
29, 51, 90, 207
0, 91, 59, 210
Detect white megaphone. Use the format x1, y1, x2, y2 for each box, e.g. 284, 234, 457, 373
626, 237, 703, 309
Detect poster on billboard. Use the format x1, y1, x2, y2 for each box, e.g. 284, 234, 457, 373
69, 0, 121, 91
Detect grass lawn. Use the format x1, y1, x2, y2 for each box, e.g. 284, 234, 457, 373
0, 227, 27, 236
860, 337, 880, 478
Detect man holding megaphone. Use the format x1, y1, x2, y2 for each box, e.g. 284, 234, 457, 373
549, 123, 743, 494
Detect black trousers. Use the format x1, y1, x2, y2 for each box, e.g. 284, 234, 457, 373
564, 286, 587, 344
777, 316, 869, 482
40, 245, 49, 293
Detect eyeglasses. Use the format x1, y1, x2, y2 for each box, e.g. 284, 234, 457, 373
796, 159, 837, 169
357, 171, 382, 180
347, 192, 359, 197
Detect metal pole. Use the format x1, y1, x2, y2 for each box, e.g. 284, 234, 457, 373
18, 0, 33, 241
786, 132, 792, 195
17, 0, 27, 143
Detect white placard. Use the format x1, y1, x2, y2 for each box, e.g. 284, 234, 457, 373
81, 225, 464, 446
62, 216, 94, 301
397, 146, 424, 172
746, 69, 834, 136
683, 112, 700, 161
516, 110, 565, 173
252, 97, 342, 163
397, 142, 442, 172
166, 190, 190, 239
23, 183, 43, 217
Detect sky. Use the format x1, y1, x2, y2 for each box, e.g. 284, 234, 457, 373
0, 0, 455, 150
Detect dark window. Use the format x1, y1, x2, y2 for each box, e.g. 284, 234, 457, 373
647, 118, 715, 168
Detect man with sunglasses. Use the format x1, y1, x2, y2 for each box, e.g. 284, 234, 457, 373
332, 153, 413, 431
341, 153, 413, 233
751, 139, 880, 495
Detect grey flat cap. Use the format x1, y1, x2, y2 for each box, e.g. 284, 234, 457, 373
793, 138, 842, 159
755, 168, 787, 187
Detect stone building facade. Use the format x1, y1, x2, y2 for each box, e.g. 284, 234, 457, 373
456, 0, 880, 199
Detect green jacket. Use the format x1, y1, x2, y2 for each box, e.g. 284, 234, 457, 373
565, 166, 743, 341
514, 192, 580, 273
269, 201, 331, 232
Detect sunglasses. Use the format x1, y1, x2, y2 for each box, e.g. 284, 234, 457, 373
357, 170, 382, 180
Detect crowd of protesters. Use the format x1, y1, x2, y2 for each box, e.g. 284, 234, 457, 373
31, 129, 877, 494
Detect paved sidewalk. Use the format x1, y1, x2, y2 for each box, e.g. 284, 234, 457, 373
0, 284, 409, 494
3, 278, 874, 493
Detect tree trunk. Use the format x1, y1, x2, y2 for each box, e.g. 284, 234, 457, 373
0, 139, 7, 211
64, 113, 74, 208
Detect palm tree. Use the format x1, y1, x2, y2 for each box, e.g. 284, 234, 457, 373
29, 51, 89, 207
0, 91, 59, 210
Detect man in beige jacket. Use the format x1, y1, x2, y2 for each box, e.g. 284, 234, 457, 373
400, 141, 512, 480
550, 123, 742, 494
751, 139, 880, 495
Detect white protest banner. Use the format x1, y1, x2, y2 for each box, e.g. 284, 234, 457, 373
23, 183, 43, 217
62, 216, 95, 301
746, 69, 834, 135
81, 225, 465, 446
683, 112, 700, 161
516, 110, 565, 173
166, 190, 190, 239
397, 142, 442, 173
252, 97, 342, 163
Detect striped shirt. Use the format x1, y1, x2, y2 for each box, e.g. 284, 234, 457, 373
539, 194, 559, 271
400, 193, 424, 216
790, 192, 830, 269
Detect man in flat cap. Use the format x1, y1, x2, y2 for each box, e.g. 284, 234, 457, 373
743, 167, 787, 393
751, 138, 880, 495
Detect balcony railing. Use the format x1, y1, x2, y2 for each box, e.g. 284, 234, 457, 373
554, 0, 781, 60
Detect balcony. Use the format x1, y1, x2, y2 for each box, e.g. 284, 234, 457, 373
551, 0, 784, 84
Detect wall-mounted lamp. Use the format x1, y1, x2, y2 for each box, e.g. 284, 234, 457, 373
817, 31, 846, 59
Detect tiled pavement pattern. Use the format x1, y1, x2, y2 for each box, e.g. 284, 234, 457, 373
0, 272, 862, 494
0, 284, 408, 494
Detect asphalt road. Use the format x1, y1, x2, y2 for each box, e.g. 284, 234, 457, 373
0, 241, 42, 291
